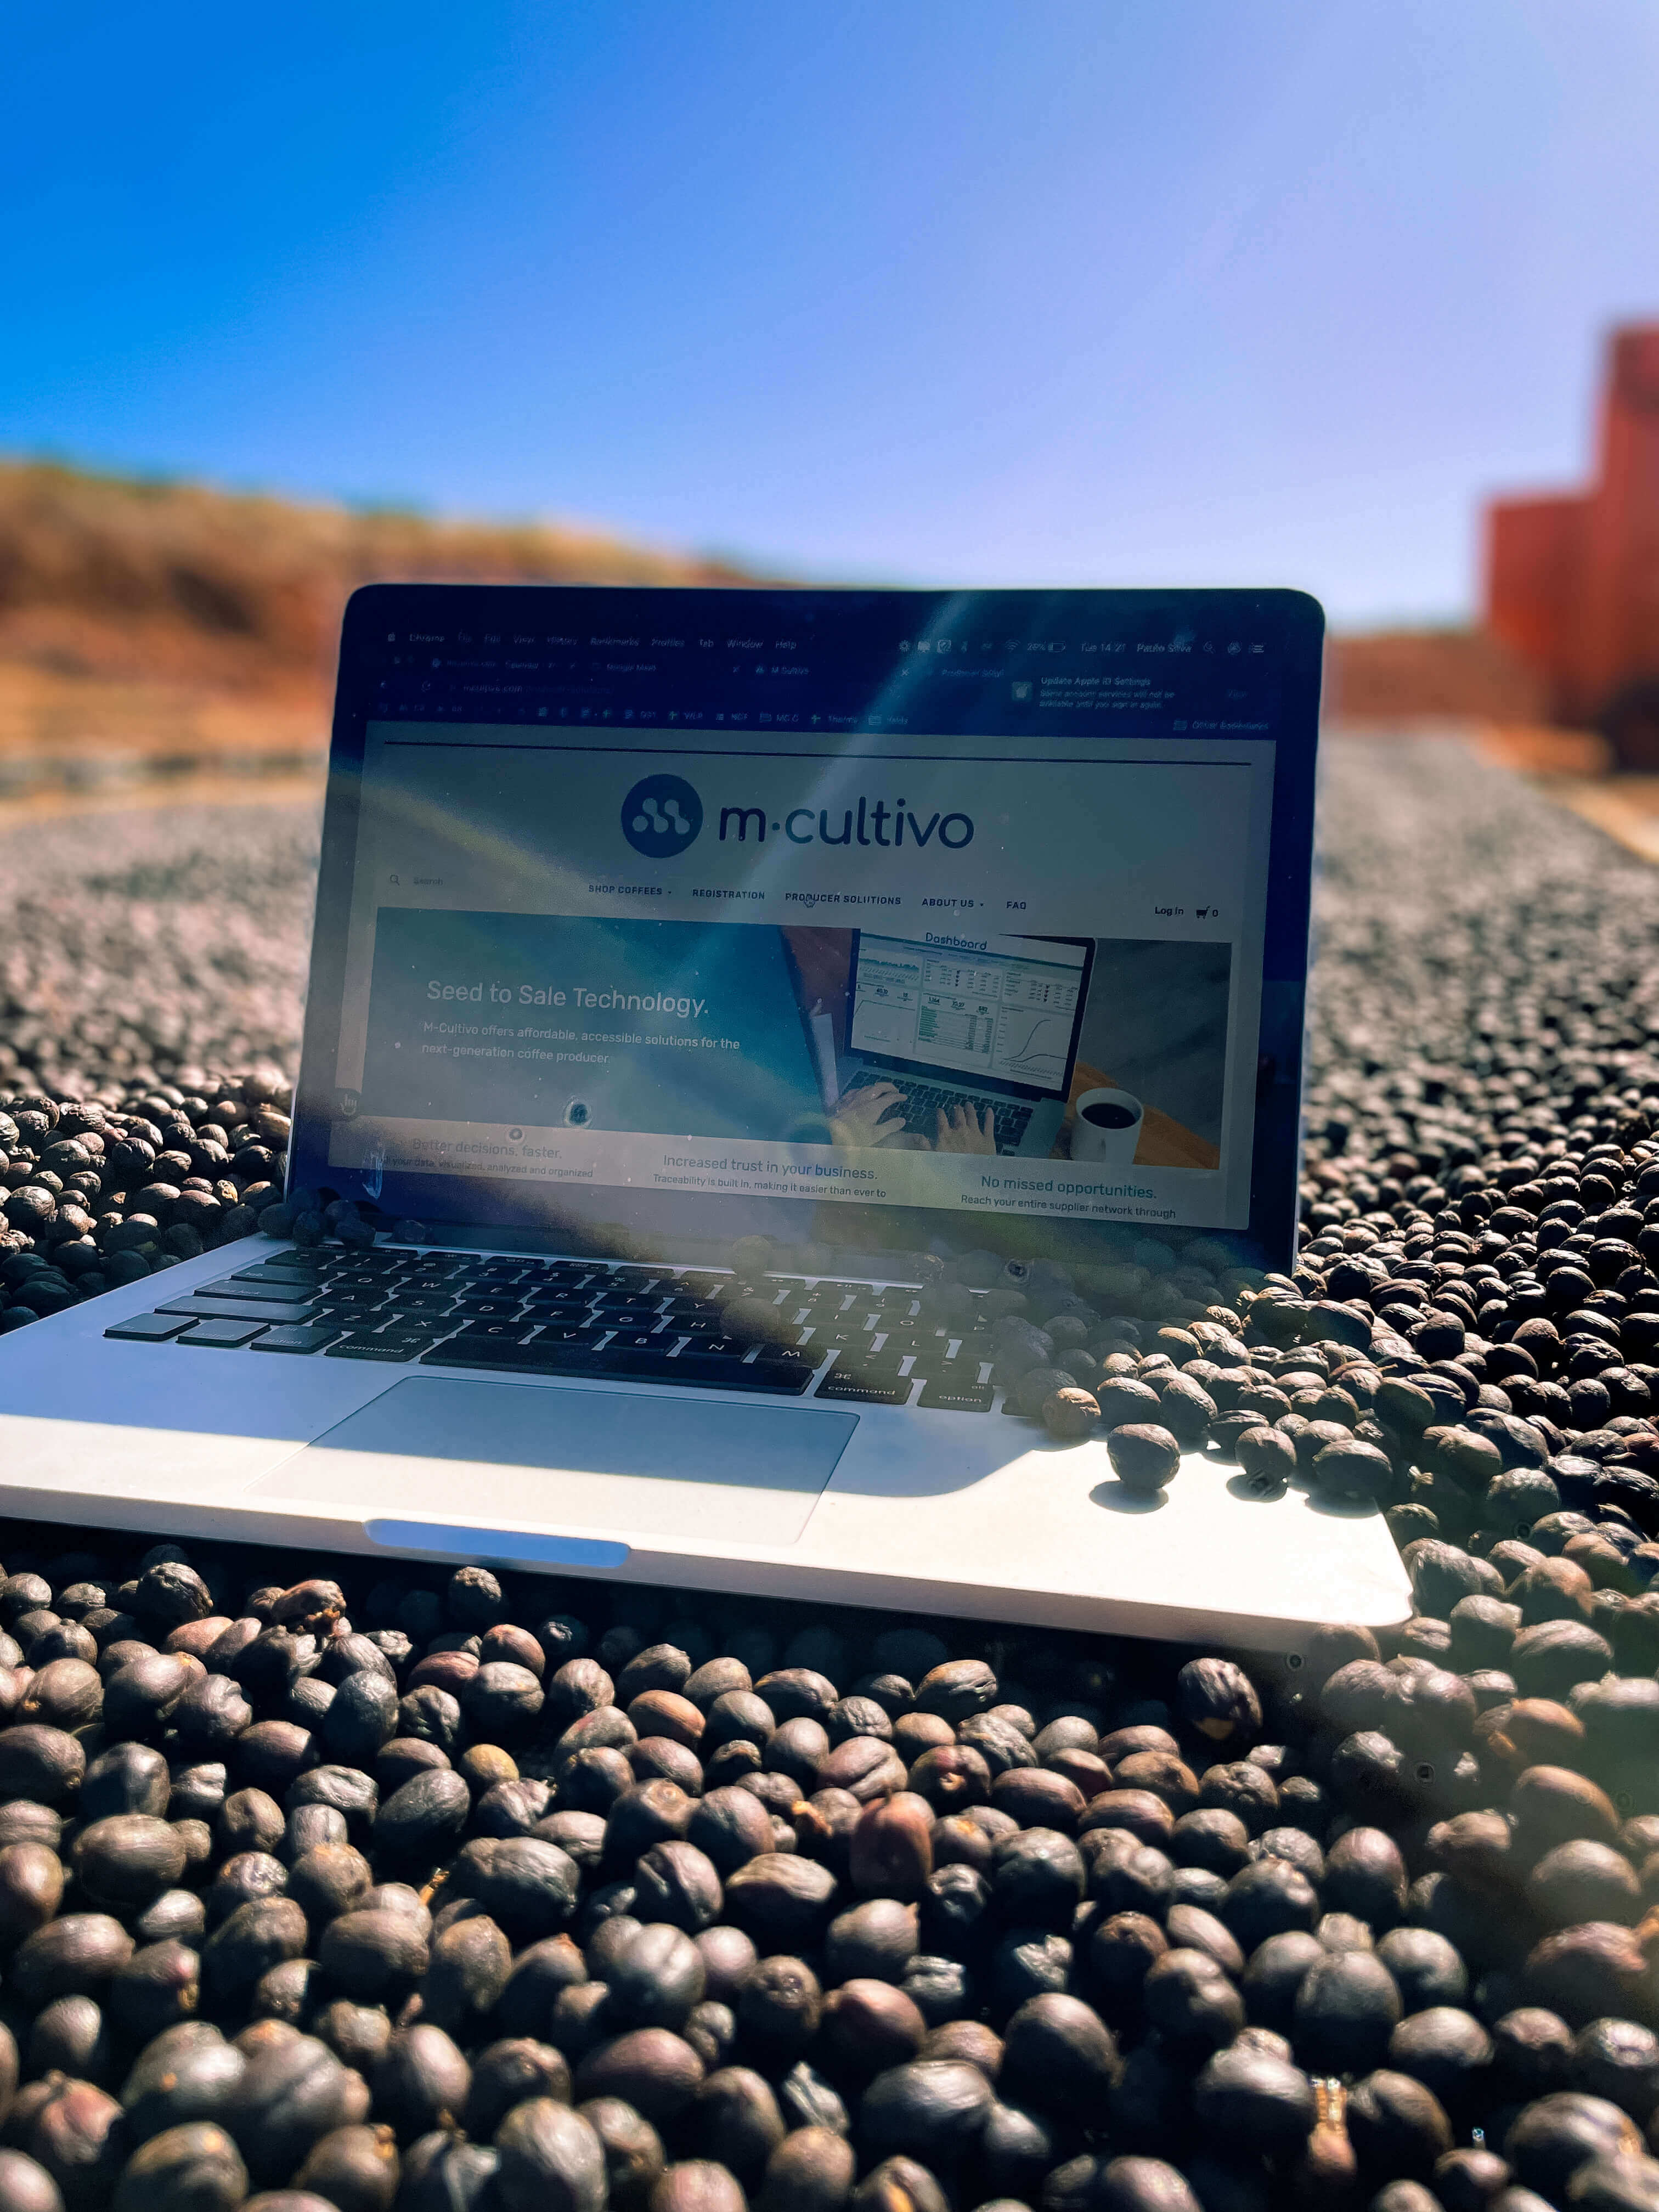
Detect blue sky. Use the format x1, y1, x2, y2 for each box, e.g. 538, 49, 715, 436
3, 2, 1656, 625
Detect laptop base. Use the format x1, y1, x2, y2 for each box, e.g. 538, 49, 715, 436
0, 1235, 1411, 1654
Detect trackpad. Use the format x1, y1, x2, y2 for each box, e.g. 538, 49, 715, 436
248, 1378, 857, 1547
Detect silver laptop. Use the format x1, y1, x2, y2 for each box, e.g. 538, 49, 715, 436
0, 585, 1410, 1647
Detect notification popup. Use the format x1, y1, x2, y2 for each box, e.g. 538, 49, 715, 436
357, 909, 827, 1141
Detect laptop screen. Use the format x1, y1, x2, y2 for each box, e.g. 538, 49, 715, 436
292, 586, 1321, 1272
847, 932, 1092, 1102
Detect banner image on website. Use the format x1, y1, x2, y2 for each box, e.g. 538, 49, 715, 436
339, 906, 1233, 1226
357, 908, 831, 1142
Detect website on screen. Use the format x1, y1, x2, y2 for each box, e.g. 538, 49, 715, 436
326, 721, 1274, 1229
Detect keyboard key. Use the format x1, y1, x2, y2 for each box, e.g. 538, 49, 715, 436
815, 1369, 913, 1406
325, 1333, 436, 1362
423, 1338, 579, 1372
450, 1320, 537, 1344
658, 1345, 750, 1377
156, 1295, 319, 1326
752, 1318, 814, 1353
423, 1338, 669, 1377
596, 1347, 693, 1379
199, 1275, 316, 1304
105, 1312, 191, 1342
829, 1349, 906, 1380
749, 1347, 821, 1381
917, 1378, 996, 1412
816, 1327, 878, 1352
668, 1353, 814, 1393
177, 1318, 266, 1348
884, 1330, 951, 1357
251, 1325, 344, 1355
421, 1340, 814, 1395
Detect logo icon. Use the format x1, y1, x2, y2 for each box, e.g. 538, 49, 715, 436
622, 774, 702, 857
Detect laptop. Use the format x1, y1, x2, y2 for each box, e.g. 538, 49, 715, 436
835, 929, 1094, 1158
0, 585, 1410, 1646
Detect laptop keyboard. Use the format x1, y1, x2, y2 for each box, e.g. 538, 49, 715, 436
105, 1249, 999, 1412
840, 1076, 1033, 1152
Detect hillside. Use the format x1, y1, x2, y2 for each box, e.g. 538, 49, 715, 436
0, 459, 756, 691
0, 459, 757, 775
0, 458, 1566, 786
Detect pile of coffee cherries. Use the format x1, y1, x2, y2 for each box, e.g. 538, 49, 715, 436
0, 1528, 1657, 2212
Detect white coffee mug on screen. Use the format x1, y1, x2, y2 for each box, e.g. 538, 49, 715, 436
1070, 1086, 1144, 1164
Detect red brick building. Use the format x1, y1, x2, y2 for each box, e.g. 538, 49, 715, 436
1486, 324, 1659, 762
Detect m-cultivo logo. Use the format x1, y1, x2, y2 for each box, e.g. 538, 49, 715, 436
622, 772, 974, 857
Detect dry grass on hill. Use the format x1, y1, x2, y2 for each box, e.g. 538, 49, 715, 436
0, 458, 1575, 775
0, 459, 757, 768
